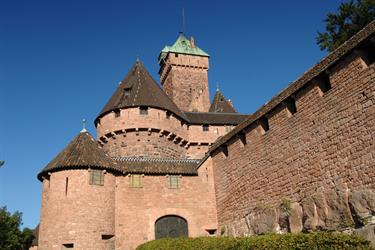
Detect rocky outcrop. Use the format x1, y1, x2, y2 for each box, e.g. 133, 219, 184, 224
222, 188, 375, 245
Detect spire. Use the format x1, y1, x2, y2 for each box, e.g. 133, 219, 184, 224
81, 119, 87, 133
209, 89, 236, 113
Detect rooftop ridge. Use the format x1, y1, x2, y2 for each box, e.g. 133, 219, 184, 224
209, 20, 375, 153
113, 156, 200, 164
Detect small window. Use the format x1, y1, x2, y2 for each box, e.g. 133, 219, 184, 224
140, 106, 148, 115
89, 170, 104, 186
129, 174, 143, 188
203, 125, 209, 132
259, 117, 269, 134
65, 177, 69, 196
114, 109, 120, 118
316, 73, 331, 95
175, 53, 178, 57
284, 97, 297, 115
124, 88, 131, 97
169, 175, 180, 189
166, 111, 171, 119
62, 243, 74, 248
102, 234, 114, 240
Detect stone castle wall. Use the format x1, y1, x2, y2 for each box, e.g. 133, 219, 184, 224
160, 53, 210, 112
97, 107, 231, 159
115, 157, 217, 250
38, 170, 116, 250
211, 50, 375, 235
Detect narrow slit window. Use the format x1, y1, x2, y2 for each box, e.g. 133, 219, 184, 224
65, 177, 68, 196
89, 170, 104, 186
203, 124, 209, 132
140, 106, 148, 115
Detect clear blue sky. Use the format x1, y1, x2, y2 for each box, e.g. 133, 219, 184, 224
0, 0, 343, 229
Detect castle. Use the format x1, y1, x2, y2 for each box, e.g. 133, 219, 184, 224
33, 21, 375, 250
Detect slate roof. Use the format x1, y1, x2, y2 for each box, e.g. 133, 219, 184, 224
184, 112, 248, 125
37, 132, 121, 180
209, 89, 236, 113
210, 20, 375, 154
96, 61, 188, 124
159, 33, 209, 63
114, 157, 199, 175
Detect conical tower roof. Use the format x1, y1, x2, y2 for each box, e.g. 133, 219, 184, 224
209, 89, 236, 113
37, 131, 121, 181
96, 61, 188, 123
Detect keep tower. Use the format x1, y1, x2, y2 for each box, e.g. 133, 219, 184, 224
158, 33, 210, 112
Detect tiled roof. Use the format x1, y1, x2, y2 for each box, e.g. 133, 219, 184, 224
184, 112, 248, 125
114, 157, 199, 175
37, 132, 121, 180
210, 20, 375, 154
209, 89, 236, 113
96, 61, 188, 123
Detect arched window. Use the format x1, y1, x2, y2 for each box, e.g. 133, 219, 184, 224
155, 215, 188, 239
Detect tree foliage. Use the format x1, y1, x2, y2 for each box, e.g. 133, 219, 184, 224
317, 0, 375, 52
0, 206, 35, 250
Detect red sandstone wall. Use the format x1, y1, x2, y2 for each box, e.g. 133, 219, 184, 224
160, 54, 210, 112
114, 158, 217, 250
212, 53, 375, 233
38, 170, 116, 250
97, 107, 229, 159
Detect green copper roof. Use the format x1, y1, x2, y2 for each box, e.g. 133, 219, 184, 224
159, 33, 209, 62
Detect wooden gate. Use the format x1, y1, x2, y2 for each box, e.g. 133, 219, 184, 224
155, 215, 188, 239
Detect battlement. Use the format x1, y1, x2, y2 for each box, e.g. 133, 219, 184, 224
208, 21, 375, 235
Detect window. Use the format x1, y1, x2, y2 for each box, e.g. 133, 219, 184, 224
62, 243, 74, 248
175, 53, 178, 57
129, 174, 143, 188
284, 97, 297, 116
203, 125, 209, 132
166, 111, 171, 119
140, 106, 148, 115
89, 170, 104, 186
124, 88, 131, 97
102, 234, 114, 240
169, 175, 180, 189
114, 109, 120, 118
65, 177, 69, 196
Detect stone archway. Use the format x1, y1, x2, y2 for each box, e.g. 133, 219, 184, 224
155, 215, 188, 239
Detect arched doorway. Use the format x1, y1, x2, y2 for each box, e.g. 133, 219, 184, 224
155, 215, 188, 239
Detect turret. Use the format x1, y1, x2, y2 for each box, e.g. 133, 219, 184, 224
37, 130, 120, 250
158, 34, 210, 112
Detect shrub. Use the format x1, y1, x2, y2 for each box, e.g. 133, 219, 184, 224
136, 232, 373, 250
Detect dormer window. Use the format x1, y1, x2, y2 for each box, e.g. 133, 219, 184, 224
140, 106, 148, 115
124, 88, 131, 98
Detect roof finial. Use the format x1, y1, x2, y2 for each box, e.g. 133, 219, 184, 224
216, 84, 220, 92
136, 55, 140, 63
81, 119, 87, 133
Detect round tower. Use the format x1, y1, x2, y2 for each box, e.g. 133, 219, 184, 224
95, 61, 190, 159
37, 131, 121, 250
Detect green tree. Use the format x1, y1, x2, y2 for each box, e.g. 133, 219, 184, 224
0, 207, 34, 250
317, 0, 375, 52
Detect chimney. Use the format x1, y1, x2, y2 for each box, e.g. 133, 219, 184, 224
190, 37, 195, 48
